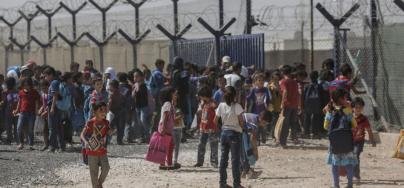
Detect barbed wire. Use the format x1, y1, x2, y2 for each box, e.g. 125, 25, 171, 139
2, 0, 404, 46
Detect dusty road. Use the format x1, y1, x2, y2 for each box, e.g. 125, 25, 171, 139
1, 136, 401, 188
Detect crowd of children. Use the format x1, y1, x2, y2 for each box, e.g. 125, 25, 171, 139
0, 55, 377, 188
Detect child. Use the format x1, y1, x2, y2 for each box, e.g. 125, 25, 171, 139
1, 77, 19, 144
246, 73, 271, 145
132, 70, 150, 143
80, 102, 111, 188
90, 78, 108, 114
43, 67, 65, 152
213, 75, 226, 103
173, 107, 184, 168
158, 86, 177, 170
38, 80, 50, 151
324, 89, 358, 188
14, 77, 40, 150
279, 65, 299, 148
241, 111, 271, 179
351, 97, 376, 183
107, 80, 126, 145
194, 86, 219, 168
267, 71, 282, 138
303, 71, 324, 139
215, 86, 244, 188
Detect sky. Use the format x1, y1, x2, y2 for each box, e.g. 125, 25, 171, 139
0, 0, 30, 8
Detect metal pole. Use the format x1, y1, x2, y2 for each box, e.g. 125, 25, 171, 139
301, 21, 305, 65
371, 0, 379, 120
102, 12, 107, 40
27, 21, 31, 50
215, 35, 221, 65
132, 42, 139, 68
43, 48, 47, 65
173, 0, 179, 35
99, 46, 104, 72
219, 0, 224, 27
73, 15, 77, 39
135, 7, 140, 37
70, 45, 74, 64
48, 17, 52, 42
334, 27, 340, 75
246, 0, 252, 34
310, 0, 314, 71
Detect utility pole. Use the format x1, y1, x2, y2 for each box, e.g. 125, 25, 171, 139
371, 0, 379, 120
310, 0, 314, 71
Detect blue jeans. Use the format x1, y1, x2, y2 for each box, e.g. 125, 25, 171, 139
279, 108, 298, 146
136, 106, 150, 140
332, 165, 353, 187
111, 111, 126, 144
197, 132, 219, 166
48, 108, 65, 149
353, 141, 365, 179
4, 115, 18, 143
17, 112, 36, 146
220, 130, 242, 187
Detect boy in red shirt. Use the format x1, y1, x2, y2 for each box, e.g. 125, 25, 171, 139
14, 78, 40, 150
351, 97, 376, 183
81, 102, 112, 188
194, 86, 219, 168
279, 65, 299, 148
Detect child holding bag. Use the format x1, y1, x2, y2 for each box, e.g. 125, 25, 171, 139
158, 86, 178, 170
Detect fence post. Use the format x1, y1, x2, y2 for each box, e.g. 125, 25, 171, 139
84, 32, 117, 72
9, 38, 31, 66
0, 16, 23, 50
31, 35, 58, 65
19, 10, 39, 51
88, 0, 119, 40
36, 5, 62, 44
197, 17, 236, 65
122, 0, 150, 68
316, 3, 360, 75
118, 29, 151, 69
57, 32, 86, 64
60, 2, 87, 40
156, 0, 192, 57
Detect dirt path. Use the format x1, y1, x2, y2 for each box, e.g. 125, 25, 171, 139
30, 139, 403, 188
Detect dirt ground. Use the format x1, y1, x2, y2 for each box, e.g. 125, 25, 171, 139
2, 136, 401, 188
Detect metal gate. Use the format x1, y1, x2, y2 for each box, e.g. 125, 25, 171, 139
169, 33, 265, 69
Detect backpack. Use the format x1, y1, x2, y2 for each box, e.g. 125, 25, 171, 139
56, 82, 72, 112
328, 108, 354, 154
304, 84, 322, 114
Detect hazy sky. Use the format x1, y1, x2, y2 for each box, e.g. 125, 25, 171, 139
0, 0, 30, 8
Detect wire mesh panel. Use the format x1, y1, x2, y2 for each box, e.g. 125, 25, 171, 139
170, 33, 265, 69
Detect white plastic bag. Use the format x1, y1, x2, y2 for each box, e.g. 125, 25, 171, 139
34, 116, 45, 134
106, 111, 115, 123
191, 114, 198, 129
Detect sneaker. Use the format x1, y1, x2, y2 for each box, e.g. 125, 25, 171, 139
247, 169, 262, 179
29, 146, 34, 150
193, 163, 203, 167
40, 146, 49, 151
211, 163, 218, 168
241, 170, 248, 179
220, 184, 232, 188
173, 163, 182, 169
47, 148, 56, 153
17, 144, 24, 150
159, 165, 169, 170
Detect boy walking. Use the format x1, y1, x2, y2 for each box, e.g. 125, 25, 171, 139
81, 102, 112, 188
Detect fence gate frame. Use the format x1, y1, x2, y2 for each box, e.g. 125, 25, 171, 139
169, 33, 265, 70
